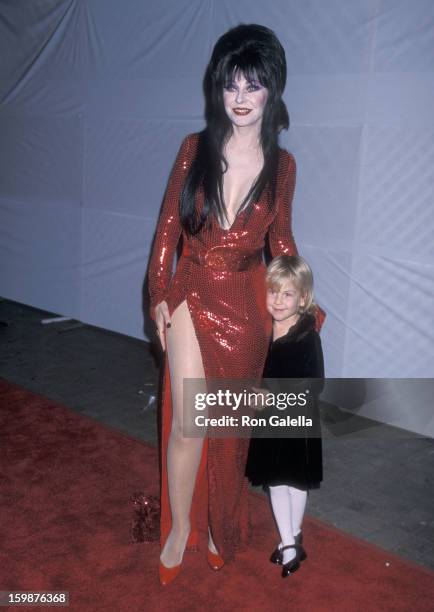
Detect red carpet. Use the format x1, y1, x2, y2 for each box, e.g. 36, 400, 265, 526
1, 378, 433, 612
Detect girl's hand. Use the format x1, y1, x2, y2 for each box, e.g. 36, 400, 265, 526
154, 300, 171, 351
249, 386, 269, 411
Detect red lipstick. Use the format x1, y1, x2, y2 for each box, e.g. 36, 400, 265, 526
233, 107, 252, 115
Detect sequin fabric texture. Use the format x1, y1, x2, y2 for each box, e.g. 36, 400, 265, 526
148, 133, 320, 561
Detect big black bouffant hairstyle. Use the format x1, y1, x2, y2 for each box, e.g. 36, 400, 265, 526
180, 24, 289, 235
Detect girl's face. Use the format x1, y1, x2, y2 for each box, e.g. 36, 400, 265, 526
266, 278, 306, 323
223, 71, 268, 129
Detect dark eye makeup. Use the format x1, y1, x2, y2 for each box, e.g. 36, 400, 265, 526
223, 80, 263, 91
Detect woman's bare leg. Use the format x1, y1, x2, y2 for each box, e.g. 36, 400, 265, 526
160, 300, 206, 568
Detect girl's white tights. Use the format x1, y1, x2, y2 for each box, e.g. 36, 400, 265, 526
269, 484, 308, 564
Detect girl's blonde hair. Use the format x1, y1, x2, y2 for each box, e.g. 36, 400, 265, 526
266, 255, 316, 316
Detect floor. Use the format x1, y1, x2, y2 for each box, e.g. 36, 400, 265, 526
1, 297, 433, 570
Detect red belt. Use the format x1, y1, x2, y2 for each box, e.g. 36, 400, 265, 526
182, 244, 263, 272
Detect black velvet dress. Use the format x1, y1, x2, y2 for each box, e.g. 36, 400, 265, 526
245, 313, 324, 490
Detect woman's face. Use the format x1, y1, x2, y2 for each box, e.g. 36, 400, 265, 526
223, 71, 268, 129
266, 279, 306, 323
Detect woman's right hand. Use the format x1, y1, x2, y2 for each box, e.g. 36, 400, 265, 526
154, 300, 171, 351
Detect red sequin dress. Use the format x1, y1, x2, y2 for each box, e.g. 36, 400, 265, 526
148, 133, 325, 562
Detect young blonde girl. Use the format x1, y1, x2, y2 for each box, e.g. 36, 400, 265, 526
245, 255, 324, 578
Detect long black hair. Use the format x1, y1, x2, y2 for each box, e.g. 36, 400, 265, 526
180, 24, 290, 235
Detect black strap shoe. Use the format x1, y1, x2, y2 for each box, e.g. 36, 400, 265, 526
269, 532, 307, 565
281, 544, 302, 578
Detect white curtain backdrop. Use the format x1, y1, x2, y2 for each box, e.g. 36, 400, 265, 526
1, 0, 433, 385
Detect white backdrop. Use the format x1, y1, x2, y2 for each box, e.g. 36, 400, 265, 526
1, 0, 433, 382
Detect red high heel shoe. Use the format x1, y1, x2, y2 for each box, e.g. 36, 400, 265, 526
159, 559, 182, 586
207, 548, 225, 570
159, 529, 197, 586
207, 528, 224, 570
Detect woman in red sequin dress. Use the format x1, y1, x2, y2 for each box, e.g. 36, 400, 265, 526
148, 24, 325, 583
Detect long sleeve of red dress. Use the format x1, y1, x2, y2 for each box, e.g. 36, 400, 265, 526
268, 152, 299, 258
147, 135, 191, 321
268, 153, 326, 332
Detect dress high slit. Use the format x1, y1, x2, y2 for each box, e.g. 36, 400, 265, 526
148, 132, 325, 562
160, 298, 208, 554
